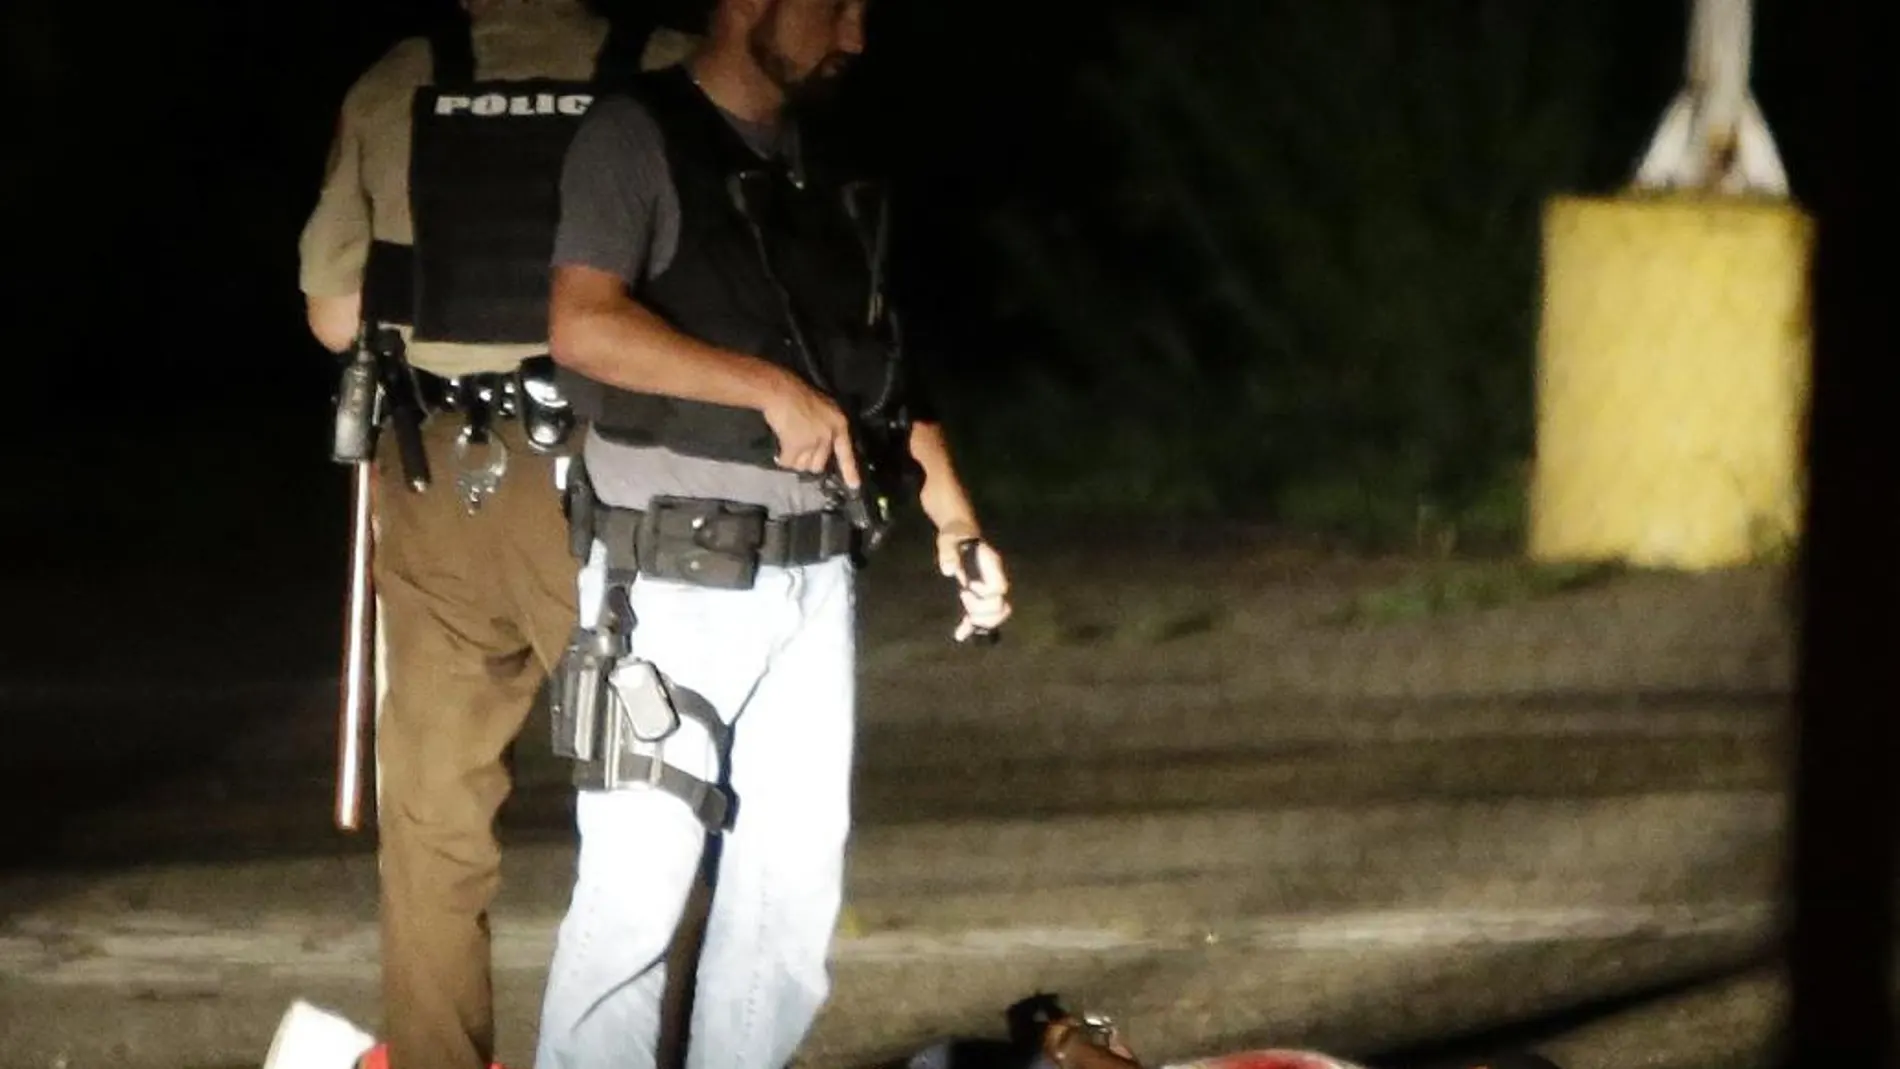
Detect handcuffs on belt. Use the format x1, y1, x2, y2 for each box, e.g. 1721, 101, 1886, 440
424, 356, 572, 514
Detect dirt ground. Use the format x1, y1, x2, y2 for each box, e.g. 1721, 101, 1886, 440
0, 525, 1799, 1068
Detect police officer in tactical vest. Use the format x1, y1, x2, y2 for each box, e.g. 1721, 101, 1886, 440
530, 0, 1014, 1065
296, 3, 700, 1067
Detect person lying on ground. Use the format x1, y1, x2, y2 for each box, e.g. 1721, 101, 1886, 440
898, 993, 1567, 1069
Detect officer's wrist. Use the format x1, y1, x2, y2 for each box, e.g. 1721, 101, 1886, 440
935, 520, 980, 544
743, 360, 800, 413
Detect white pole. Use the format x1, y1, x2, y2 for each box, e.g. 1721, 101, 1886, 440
1632, 0, 1788, 196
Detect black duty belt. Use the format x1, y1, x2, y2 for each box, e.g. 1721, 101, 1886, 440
409, 359, 573, 453
594, 498, 859, 583
415, 368, 523, 417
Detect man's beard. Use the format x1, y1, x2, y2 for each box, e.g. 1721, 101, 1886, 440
748, 18, 852, 107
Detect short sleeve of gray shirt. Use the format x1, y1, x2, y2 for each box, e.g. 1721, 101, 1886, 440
552, 94, 682, 285
550, 92, 831, 516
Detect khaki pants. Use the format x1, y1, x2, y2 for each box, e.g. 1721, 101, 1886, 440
369, 416, 704, 1069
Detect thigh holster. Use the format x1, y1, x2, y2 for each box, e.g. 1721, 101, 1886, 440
551, 477, 857, 834
549, 584, 737, 833
578, 665, 735, 834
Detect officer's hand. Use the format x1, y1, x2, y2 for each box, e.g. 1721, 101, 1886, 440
763, 375, 860, 487
937, 533, 1012, 642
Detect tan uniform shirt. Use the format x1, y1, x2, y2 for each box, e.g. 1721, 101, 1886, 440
298, 3, 698, 376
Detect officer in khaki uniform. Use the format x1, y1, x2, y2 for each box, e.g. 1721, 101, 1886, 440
297, 3, 697, 1067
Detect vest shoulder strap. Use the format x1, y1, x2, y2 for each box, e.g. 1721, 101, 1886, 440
426, 13, 477, 88
425, 13, 643, 90
626, 66, 769, 173
592, 18, 650, 90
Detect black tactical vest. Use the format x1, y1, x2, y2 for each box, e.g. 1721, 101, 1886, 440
361, 15, 646, 345
577, 66, 905, 469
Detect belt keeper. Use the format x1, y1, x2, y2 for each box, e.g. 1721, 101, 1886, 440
646, 749, 664, 787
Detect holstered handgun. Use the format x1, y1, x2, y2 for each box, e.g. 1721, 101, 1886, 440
550, 584, 632, 762
550, 584, 681, 766
551, 625, 619, 763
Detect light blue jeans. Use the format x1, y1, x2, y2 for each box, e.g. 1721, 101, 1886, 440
534, 541, 858, 1069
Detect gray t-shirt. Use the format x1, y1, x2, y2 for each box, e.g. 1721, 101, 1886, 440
552, 86, 830, 515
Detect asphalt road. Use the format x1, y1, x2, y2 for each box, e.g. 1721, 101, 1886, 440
0, 538, 1800, 1069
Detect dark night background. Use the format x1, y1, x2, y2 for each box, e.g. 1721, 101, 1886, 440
0, 1, 1825, 717
7, 5, 1899, 1065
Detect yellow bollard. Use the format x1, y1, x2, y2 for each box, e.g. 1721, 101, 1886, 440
1529, 193, 1812, 570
